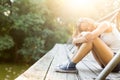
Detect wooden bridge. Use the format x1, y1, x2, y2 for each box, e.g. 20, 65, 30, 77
15, 44, 120, 80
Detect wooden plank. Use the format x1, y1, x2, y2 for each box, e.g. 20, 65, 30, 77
109, 72, 120, 78
66, 73, 79, 80
15, 43, 120, 80
65, 45, 96, 80
77, 61, 97, 80
64, 44, 77, 60
15, 44, 59, 80
66, 44, 75, 51
45, 44, 67, 80
88, 59, 112, 80
78, 53, 120, 80
81, 53, 106, 79
65, 45, 120, 80
65, 45, 95, 80
84, 53, 120, 80
45, 44, 79, 80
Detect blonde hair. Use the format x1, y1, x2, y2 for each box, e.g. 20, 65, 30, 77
77, 18, 95, 29
72, 18, 95, 38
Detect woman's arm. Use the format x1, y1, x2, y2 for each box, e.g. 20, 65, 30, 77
83, 21, 112, 41
97, 8, 120, 22
72, 33, 87, 45
72, 28, 86, 45
91, 21, 112, 38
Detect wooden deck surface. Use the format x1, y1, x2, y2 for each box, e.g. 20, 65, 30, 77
15, 44, 120, 80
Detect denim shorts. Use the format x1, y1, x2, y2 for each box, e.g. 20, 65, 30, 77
102, 53, 120, 72
111, 53, 120, 72
112, 62, 120, 72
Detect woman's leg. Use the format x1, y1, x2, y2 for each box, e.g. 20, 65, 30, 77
87, 38, 120, 72
91, 38, 114, 66
72, 42, 93, 63
92, 49, 105, 68
71, 37, 114, 66
55, 37, 115, 73
55, 42, 93, 73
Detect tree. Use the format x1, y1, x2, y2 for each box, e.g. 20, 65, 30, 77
1, 0, 120, 63
0, 0, 70, 63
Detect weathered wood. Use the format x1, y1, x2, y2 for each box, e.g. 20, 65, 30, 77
45, 44, 78, 80
96, 52, 120, 80
15, 44, 120, 80
65, 44, 120, 80
15, 44, 79, 80
15, 44, 59, 80
65, 44, 77, 60
75, 53, 99, 80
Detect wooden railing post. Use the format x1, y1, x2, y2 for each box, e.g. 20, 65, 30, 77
96, 52, 120, 80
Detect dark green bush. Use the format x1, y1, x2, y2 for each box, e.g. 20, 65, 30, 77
0, 0, 70, 63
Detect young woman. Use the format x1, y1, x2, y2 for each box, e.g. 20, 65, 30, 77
54, 17, 120, 73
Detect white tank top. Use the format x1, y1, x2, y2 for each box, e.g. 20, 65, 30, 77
100, 23, 120, 53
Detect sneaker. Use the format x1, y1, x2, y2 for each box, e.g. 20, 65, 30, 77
54, 61, 78, 73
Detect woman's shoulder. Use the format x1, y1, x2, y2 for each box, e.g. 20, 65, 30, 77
99, 21, 116, 27
99, 21, 111, 25
97, 21, 112, 29
98, 21, 113, 32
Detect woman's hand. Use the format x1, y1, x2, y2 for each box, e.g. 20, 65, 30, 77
72, 34, 87, 45
81, 32, 94, 42
72, 31, 95, 46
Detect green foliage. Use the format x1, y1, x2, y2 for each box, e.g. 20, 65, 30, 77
1, 0, 119, 64
18, 37, 46, 63
0, 0, 70, 63
0, 35, 14, 51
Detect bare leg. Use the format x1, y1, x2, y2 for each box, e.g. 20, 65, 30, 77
72, 42, 92, 63
92, 38, 114, 66
71, 37, 114, 66
92, 49, 104, 68
55, 37, 114, 73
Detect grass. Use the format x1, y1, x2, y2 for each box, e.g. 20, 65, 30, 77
0, 63, 30, 80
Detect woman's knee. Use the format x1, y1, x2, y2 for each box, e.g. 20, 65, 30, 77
92, 37, 104, 45
82, 42, 93, 49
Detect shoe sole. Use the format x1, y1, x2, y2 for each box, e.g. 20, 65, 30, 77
55, 67, 78, 73
55, 70, 78, 73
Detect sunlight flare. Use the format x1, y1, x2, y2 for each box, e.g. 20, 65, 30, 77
68, 0, 93, 8
63, 0, 96, 17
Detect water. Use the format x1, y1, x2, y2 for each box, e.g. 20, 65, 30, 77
0, 63, 30, 80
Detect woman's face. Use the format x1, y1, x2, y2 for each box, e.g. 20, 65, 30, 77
79, 22, 95, 32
